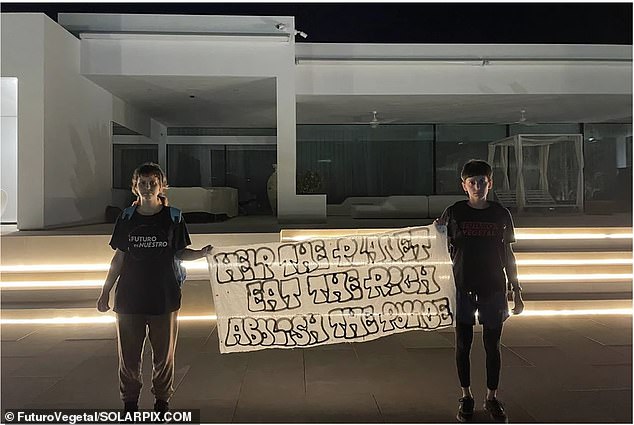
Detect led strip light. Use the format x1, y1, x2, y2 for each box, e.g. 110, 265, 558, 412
518, 273, 633, 281
516, 259, 632, 266
1, 257, 632, 275
0, 314, 218, 325
515, 232, 632, 240
0, 261, 210, 273
280, 228, 633, 242
1, 308, 631, 325
1, 272, 632, 290
2, 264, 632, 290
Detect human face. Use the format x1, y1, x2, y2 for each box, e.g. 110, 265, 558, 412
135, 174, 162, 201
462, 175, 492, 202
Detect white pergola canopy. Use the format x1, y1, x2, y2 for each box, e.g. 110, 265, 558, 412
488, 134, 584, 211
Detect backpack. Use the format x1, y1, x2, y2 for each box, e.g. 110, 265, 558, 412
121, 205, 188, 287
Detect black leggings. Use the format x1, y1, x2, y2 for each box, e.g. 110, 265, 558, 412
455, 323, 503, 390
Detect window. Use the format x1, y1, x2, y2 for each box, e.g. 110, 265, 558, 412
167, 144, 225, 187
226, 145, 276, 214
435, 125, 506, 194
297, 125, 434, 204
583, 123, 632, 211
167, 144, 276, 214
113, 144, 158, 189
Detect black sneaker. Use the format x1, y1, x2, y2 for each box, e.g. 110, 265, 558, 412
154, 399, 169, 412
154, 399, 169, 422
456, 396, 474, 422
484, 398, 508, 423
124, 401, 138, 412
121, 402, 138, 424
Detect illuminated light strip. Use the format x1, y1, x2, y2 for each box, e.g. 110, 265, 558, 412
0, 316, 117, 325
0, 264, 111, 273
1, 258, 632, 274
179, 315, 217, 322
182, 262, 209, 271
518, 273, 633, 281
1, 310, 630, 325
3, 271, 632, 290
0, 314, 218, 325
515, 233, 632, 240
0, 280, 104, 289
188, 260, 627, 267
1, 260, 454, 277
516, 259, 633, 266
286, 236, 441, 242
0, 260, 208, 273
518, 308, 632, 316
281, 228, 633, 243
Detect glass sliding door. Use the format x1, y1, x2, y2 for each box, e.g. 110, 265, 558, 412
297, 125, 434, 204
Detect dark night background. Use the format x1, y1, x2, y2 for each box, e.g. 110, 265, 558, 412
1, 2, 632, 44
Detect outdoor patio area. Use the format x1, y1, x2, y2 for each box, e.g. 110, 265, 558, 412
1, 311, 631, 423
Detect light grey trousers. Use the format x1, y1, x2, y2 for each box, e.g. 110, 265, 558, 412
116, 311, 179, 403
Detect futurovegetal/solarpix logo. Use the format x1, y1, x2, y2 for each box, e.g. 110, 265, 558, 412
2, 410, 199, 424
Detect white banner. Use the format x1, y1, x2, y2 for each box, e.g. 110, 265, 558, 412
206, 225, 456, 353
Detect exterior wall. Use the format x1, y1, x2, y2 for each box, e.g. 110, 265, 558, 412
81, 35, 326, 223
1, 14, 46, 229
1, 78, 19, 223
1, 14, 153, 229
295, 43, 632, 96
296, 63, 631, 96
3, 14, 630, 227
151, 119, 168, 170
42, 16, 114, 227
112, 96, 151, 137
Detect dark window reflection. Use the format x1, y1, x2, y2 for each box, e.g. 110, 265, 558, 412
435, 125, 506, 194
297, 125, 434, 204
167, 144, 276, 214
113, 144, 158, 189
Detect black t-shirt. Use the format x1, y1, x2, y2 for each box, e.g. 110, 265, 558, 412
109, 206, 191, 314
440, 200, 516, 295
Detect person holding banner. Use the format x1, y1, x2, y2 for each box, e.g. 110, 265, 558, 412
96, 162, 212, 417
436, 160, 524, 423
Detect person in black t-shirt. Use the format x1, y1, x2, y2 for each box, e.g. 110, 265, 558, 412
436, 160, 524, 423
96, 163, 212, 417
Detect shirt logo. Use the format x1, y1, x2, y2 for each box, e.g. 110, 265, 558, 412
460, 222, 501, 237
128, 224, 168, 260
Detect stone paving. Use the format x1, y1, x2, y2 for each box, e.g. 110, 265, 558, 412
1, 314, 631, 423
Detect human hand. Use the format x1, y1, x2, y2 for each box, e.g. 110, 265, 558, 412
97, 292, 110, 313
511, 290, 524, 315
433, 218, 447, 231
200, 245, 214, 257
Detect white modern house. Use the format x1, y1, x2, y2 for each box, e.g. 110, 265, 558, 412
1, 13, 632, 230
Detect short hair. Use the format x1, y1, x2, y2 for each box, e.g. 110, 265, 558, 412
461, 160, 493, 180
130, 162, 169, 206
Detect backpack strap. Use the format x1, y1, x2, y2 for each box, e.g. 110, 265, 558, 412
122, 205, 182, 224
121, 205, 137, 220
168, 207, 182, 224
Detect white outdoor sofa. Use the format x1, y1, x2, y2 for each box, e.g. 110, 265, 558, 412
328, 195, 467, 219
165, 187, 239, 218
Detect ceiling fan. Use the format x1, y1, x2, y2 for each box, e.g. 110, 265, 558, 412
509, 108, 538, 126
494, 108, 537, 126
352, 111, 398, 128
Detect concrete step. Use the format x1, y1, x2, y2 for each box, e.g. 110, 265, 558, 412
2, 252, 631, 282
1, 299, 630, 325
0, 280, 215, 315
2, 228, 631, 307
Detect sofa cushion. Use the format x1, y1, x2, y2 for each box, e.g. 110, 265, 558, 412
428, 195, 467, 217
351, 196, 429, 218
165, 187, 211, 213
